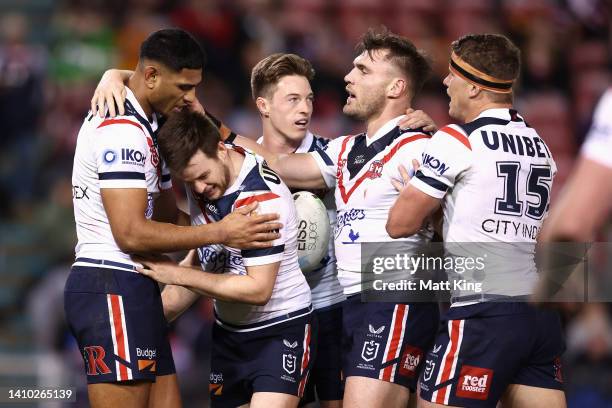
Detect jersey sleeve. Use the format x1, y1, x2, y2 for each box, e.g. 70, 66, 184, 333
94, 120, 149, 189
235, 189, 287, 267
581, 89, 612, 168
310, 135, 346, 188
410, 124, 473, 199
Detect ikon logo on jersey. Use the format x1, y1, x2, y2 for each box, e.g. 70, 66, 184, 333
121, 148, 146, 165
421, 153, 450, 176
455, 365, 494, 400
398, 345, 423, 378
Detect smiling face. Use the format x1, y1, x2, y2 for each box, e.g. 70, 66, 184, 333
343, 49, 394, 121
179, 146, 231, 201
149, 66, 202, 116
260, 74, 313, 143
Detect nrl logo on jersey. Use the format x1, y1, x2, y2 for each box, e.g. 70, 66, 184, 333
283, 339, 298, 349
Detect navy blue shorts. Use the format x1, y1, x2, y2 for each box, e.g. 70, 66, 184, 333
301, 304, 343, 404
419, 302, 565, 407
342, 295, 439, 391
64, 264, 175, 384
209, 309, 316, 408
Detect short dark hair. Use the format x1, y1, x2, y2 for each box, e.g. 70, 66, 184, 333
140, 28, 206, 72
451, 34, 520, 81
251, 53, 315, 99
356, 26, 431, 97
158, 110, 221, 173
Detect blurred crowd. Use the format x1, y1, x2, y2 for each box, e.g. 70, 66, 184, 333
0, 0, 610, 406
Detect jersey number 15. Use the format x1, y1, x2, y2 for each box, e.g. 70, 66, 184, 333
494, 161, 552, 220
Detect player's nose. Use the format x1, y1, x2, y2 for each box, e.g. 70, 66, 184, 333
443, 74, 451, 87
344, 68, 355, 84
184, 88, 196, 103
194, 180, 208, 194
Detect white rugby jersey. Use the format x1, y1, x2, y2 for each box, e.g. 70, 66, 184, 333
258, 132, 345, 309
311, 116, 434, 295
582, 88, 612, 168
72, 88, 172, 271
411, 108, 557, 300
188, 147, 312, 328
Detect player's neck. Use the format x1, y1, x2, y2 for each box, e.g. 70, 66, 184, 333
261, 124, 302, 154
465, 102, 513, 122
365, 105, 408, 138
226, 148, 245, 188
127, 75, 154, 121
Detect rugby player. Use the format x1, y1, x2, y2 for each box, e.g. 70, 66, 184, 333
136, 110, 314, 408
67, 29, 281, 408
233, 28, 440, 408
249, 53, 345, 408
386, 34, 566, 407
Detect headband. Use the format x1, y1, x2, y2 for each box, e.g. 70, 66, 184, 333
449, 51, 514, 94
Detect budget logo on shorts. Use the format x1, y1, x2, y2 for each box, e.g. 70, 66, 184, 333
283, 353, 297, 374
455, 365, 494, 400
398, 345, 423, 378
361, 340, 379, 362
423, 359, 435, 382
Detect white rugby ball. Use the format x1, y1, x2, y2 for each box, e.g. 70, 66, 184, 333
293, 191, 331, 273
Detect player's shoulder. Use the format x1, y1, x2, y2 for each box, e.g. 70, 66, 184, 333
396, 126, 434, 142
234, 160, 286, 210
431, 124, 472, 151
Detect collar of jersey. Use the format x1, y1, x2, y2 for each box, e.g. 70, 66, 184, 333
125, 87, 157, 127
222, 147, 257, 196
256, 130, 314, 154
475, 108, 524, 122
365, 115, 405, 147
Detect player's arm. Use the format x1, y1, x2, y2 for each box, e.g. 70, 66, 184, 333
138, 259, 279, 306
102, 188, 281, 251
539, 157, 612, 242
160, 250, 201, 322
387, 184, 441, 238
387, 125, 472, 237
229, 134, 328, 190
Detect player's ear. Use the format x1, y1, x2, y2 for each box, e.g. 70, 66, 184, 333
216, 141, 227, 160
144, 66, 160, 89
387, 78, 407, 99
468, 84, 481, 99
255, 97, 270, 118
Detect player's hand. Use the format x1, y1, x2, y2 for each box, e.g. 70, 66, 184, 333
391, 159, 420, 192
91, 69, 128, 118
134, 255, 181, 285
399, 108, 438, 132
219, 202, 282, 249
